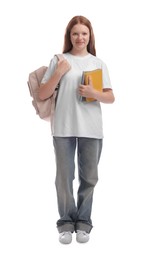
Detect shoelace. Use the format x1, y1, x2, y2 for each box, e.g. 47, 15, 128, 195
77, 230, 88, 236
61, 231, 71, 236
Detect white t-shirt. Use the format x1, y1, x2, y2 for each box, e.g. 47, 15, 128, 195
41, 53, 112, 138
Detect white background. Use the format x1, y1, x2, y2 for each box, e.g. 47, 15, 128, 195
0, 0, 146, 259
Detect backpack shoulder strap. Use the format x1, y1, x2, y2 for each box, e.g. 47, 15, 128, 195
55, 53, 65, 61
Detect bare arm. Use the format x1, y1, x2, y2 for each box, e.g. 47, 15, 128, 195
39, 59, 71, 100
94, 88, 115, 103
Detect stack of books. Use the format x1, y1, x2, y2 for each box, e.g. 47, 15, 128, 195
81, 69, 103, 102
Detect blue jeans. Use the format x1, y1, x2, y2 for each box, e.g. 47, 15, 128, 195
53, 137, 103, 233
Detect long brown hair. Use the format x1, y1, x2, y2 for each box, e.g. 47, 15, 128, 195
62, 15, 96, 56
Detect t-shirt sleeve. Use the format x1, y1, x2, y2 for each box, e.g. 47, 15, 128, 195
101, 61, 112, 89
41, 55, 58, 84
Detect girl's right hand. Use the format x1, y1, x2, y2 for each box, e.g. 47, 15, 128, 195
56, 59, 71, 76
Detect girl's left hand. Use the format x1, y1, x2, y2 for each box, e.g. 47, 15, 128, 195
78, 76, 95, 98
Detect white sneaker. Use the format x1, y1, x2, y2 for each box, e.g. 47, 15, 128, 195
76, 230, 90, 243
59, 231, 72, 244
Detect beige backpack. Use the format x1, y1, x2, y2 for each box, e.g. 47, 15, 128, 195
27, 54, 64, 121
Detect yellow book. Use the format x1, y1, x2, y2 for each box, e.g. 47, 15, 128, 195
82, 69, 103, 102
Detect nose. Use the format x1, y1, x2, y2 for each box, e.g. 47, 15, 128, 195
77, 34, 83, 40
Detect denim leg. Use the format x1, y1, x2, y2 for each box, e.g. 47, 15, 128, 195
76, 138, 103, 233
53, 137, 77, 233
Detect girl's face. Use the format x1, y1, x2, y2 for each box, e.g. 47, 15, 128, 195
70, 23, 90, 53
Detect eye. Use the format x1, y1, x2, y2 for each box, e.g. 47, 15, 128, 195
72, 32, 78, 36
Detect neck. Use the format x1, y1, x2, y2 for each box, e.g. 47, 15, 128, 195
70, 49, 89, 57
